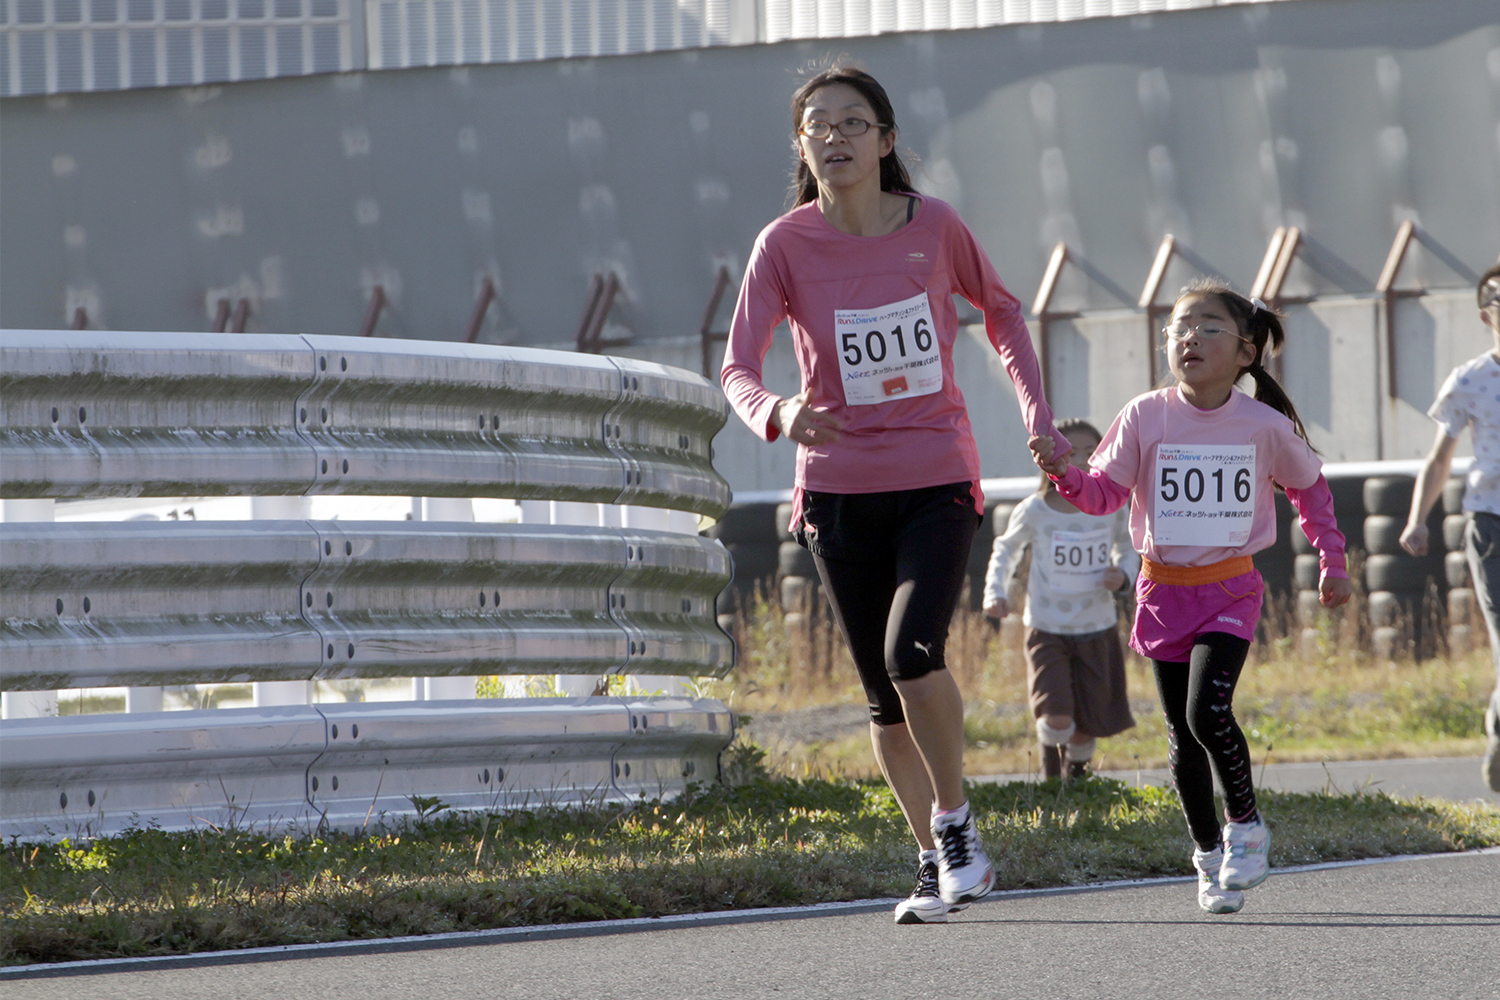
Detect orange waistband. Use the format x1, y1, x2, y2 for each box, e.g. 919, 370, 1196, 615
1140, 555, 1256, 587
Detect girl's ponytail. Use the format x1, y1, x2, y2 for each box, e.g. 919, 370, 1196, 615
1180, 278, 1317, 452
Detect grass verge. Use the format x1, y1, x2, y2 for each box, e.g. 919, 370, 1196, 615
4, 773, 1497, 967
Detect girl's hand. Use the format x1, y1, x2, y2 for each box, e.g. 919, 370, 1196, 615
1029, 435, 1069, 478
772, 390, 845, 446
1320, 574, 1353, 608
983, 598, 1009, 620
1399, 521, 1429, 556
1101, 567, 1126, 591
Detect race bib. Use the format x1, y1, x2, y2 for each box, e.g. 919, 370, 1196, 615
1048, 527, 1112, 593
1152, 444, 1257, 546
833, 291, 943, 406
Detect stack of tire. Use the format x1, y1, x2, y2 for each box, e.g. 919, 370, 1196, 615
1361, 475, 1447, 660
1290, 475, 1365, 650
1442, 477, 1477, 654
775, 501, 821, 625
704, 502, 779, 630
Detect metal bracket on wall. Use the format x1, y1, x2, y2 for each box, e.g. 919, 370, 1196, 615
464, 276, 497, 344
1247, 226, 1305, 380
211, 297, 252, 333
699, 264, 732, 378
359, 285, 385, 338
1375, 220, 1425, 403
575, 272, 631, 354
1030, 242, 1082, 401
1138, 234, 1187, 386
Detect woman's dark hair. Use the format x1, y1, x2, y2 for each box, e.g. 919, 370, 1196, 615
1176, 278, 1316, 450
788, 64, 916, 208
1036, 418, 1104, 495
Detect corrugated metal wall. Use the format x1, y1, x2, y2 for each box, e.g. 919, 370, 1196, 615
2, 0, 1497, 489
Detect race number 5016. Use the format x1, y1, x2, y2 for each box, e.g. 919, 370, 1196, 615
1152, 444, 1257, 547
839, 318, 932, 367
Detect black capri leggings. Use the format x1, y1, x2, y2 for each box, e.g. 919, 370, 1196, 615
798, 481, 980, 727
1152, 632, 1258, 850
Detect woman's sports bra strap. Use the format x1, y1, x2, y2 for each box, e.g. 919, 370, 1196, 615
1139, 555, 1255, 587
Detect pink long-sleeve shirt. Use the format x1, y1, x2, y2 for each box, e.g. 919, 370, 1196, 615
1052, 386, 1347, 580
720, 196, 1063, 511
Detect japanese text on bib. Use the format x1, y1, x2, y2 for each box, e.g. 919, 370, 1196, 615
1152, 444, 1257, 546
833, 291, 943, 406
1049, 527, 1112, 593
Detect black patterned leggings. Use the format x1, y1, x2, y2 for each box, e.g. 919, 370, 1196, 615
1152, 632, 1257, 851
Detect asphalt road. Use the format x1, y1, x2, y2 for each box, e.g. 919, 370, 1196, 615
5, 851, 1497, 1000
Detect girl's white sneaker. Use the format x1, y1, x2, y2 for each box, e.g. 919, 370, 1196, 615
1193, 847, 1245, 913
1220, 819, 1271, 890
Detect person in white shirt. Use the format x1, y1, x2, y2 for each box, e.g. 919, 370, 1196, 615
1400, 260, 1500, 793
983, 419, 1138, 780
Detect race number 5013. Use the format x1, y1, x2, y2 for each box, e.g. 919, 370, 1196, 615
1152, 444, 1257, 547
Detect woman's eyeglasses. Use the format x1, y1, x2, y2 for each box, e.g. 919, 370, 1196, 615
799, 117, 884, 139
1163, 321, 1248, 342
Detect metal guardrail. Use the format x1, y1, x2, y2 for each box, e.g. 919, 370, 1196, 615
1, 519, 733, 690
0, 330, 730, 517
0, 697, 734, 840
0, 330, 737, 837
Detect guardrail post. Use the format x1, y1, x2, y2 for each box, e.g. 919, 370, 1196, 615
0, 499, 58, 720
622, 504, 691, 698
250, 496, 313, 707
408, 497, 479, 700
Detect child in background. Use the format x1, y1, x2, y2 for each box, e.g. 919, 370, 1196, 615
1031, 279, 1352, 915
1400, 261, 1500, 793
983, 418, 1137, 781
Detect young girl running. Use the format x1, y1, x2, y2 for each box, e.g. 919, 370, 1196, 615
1031, 280, 1351, 914
721, 64, 1067, 925
984, 419, 1137, 781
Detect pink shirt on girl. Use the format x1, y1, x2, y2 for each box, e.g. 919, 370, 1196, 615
721, 196, 1063, 510
1056, 386, 1347, 576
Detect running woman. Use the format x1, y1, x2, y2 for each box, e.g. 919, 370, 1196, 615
1031, 280, 1352, 914
984, 419, 1138, 781
721, 64, 1067, 925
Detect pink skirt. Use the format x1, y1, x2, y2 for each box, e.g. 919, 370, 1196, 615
1130, 569, 1264, 663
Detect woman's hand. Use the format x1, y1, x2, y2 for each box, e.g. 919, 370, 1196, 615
1101, 567, 1126, 591
1029, 435, 1069, 478
772, 390, 845, 446
1320, 574, 1353, 608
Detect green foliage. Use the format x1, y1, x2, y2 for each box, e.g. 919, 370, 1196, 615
3, 774, 1495, 966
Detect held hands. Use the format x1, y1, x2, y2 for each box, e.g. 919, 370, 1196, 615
772, 390, 845, 447
1029, 435, 1070, 479
1399, 522, 1429, 557
983, 598, 1009, 620
1320, 573, 1353, 608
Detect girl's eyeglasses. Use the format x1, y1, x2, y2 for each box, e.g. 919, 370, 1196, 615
1163, 321, 1248, 342
799, 118, 884, 139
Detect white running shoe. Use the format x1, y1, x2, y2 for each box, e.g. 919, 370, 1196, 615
1220, 818, 1271, 891
893, 859, 969, 924
1193, 847, 1245, 913
931, 806, 994, 906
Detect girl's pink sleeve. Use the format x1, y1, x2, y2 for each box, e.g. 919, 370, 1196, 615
1050, 465, 1132, 516
946, 214, 1067, 457
1285, 474, 1349, 579
720, 239, 789, 442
